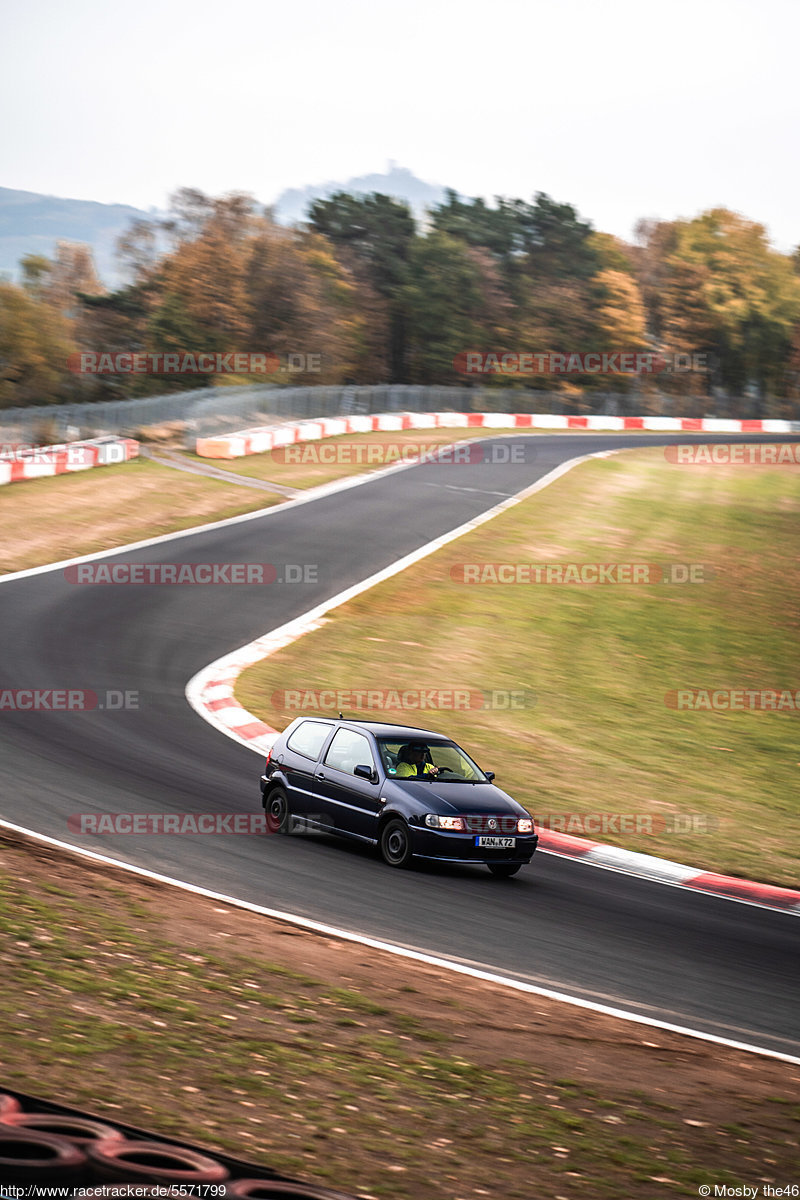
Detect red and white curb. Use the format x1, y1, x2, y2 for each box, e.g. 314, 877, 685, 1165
185, 450, 800, 917
543, 836, 800, 912
0, 436, 139, 486
196, 410, 796, 458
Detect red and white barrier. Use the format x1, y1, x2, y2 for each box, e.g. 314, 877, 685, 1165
0, 437, 139, 486
196, 412, 795, 459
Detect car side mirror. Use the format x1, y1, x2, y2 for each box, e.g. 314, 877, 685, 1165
354, 764, 377, 782
485, 771, 496, 782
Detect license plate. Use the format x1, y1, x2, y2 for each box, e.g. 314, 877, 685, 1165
475, 836, 515, 849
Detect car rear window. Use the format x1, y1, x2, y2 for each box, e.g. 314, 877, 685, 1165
286, 720, 332, 761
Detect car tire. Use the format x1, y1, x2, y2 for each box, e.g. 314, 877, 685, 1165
487, 863, 523, 878
379, 818, 414, 868
265, 787, 292, 835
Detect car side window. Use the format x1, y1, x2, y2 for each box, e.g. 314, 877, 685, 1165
323, 728, 375, 776
286, 721, 333, 761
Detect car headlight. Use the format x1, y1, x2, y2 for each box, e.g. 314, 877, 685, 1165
517, 818, 534, 834
424, 814, 466, 831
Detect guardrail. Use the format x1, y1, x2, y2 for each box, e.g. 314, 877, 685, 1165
2, 385, 797, 446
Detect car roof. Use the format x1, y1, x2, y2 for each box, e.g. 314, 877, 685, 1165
351, 721, 449, 740
290, 717, 449, 741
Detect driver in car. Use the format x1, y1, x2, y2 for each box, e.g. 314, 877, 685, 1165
395, 743, 440, 778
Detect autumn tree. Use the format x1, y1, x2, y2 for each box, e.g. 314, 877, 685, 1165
150, 192, 254, 357
0, 282, 77, 407
247, 219, 364, 384
635, 210, 800, 407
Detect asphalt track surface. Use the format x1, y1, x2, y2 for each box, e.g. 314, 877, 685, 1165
1, 432, 799, 1058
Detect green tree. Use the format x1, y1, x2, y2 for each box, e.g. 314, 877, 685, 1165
402, 231, 510, 384
308, 193, 416, 380
431, 191, 598, 297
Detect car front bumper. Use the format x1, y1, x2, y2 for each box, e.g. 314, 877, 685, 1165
412, 826, 538, 864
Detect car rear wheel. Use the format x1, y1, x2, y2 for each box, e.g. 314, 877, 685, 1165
380, 818, 413, 868
487, 863, 522, 878
265, 787, 291, 835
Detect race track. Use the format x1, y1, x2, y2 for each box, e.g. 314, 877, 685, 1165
2, 432, 799, 1058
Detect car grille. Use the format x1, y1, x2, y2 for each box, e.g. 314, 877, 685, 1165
462, 814, 521, 835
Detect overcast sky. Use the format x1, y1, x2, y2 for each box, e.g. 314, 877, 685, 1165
2, 0, 798, 249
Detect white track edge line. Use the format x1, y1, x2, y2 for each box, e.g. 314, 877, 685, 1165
1, 817, 797, 1065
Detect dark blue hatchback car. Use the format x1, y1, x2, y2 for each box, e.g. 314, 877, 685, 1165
259, 717, 538, 877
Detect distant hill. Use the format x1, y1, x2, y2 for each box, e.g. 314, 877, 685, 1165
0, 167, 448, 287
0, 187, 159, 287
272, 163, 448, 225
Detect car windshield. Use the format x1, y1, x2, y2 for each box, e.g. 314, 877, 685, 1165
377, 737, 487, 782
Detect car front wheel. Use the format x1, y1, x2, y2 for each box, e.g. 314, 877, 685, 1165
265, 786, 291, 835
380, 818, 414, 868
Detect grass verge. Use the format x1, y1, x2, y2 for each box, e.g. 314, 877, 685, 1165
0, 429, 518, 572
0, 459, 281, 573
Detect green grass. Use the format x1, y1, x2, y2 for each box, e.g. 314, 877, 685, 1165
237, 449, 800, 886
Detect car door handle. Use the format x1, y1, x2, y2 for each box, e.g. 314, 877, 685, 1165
315, 772, 326, 780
